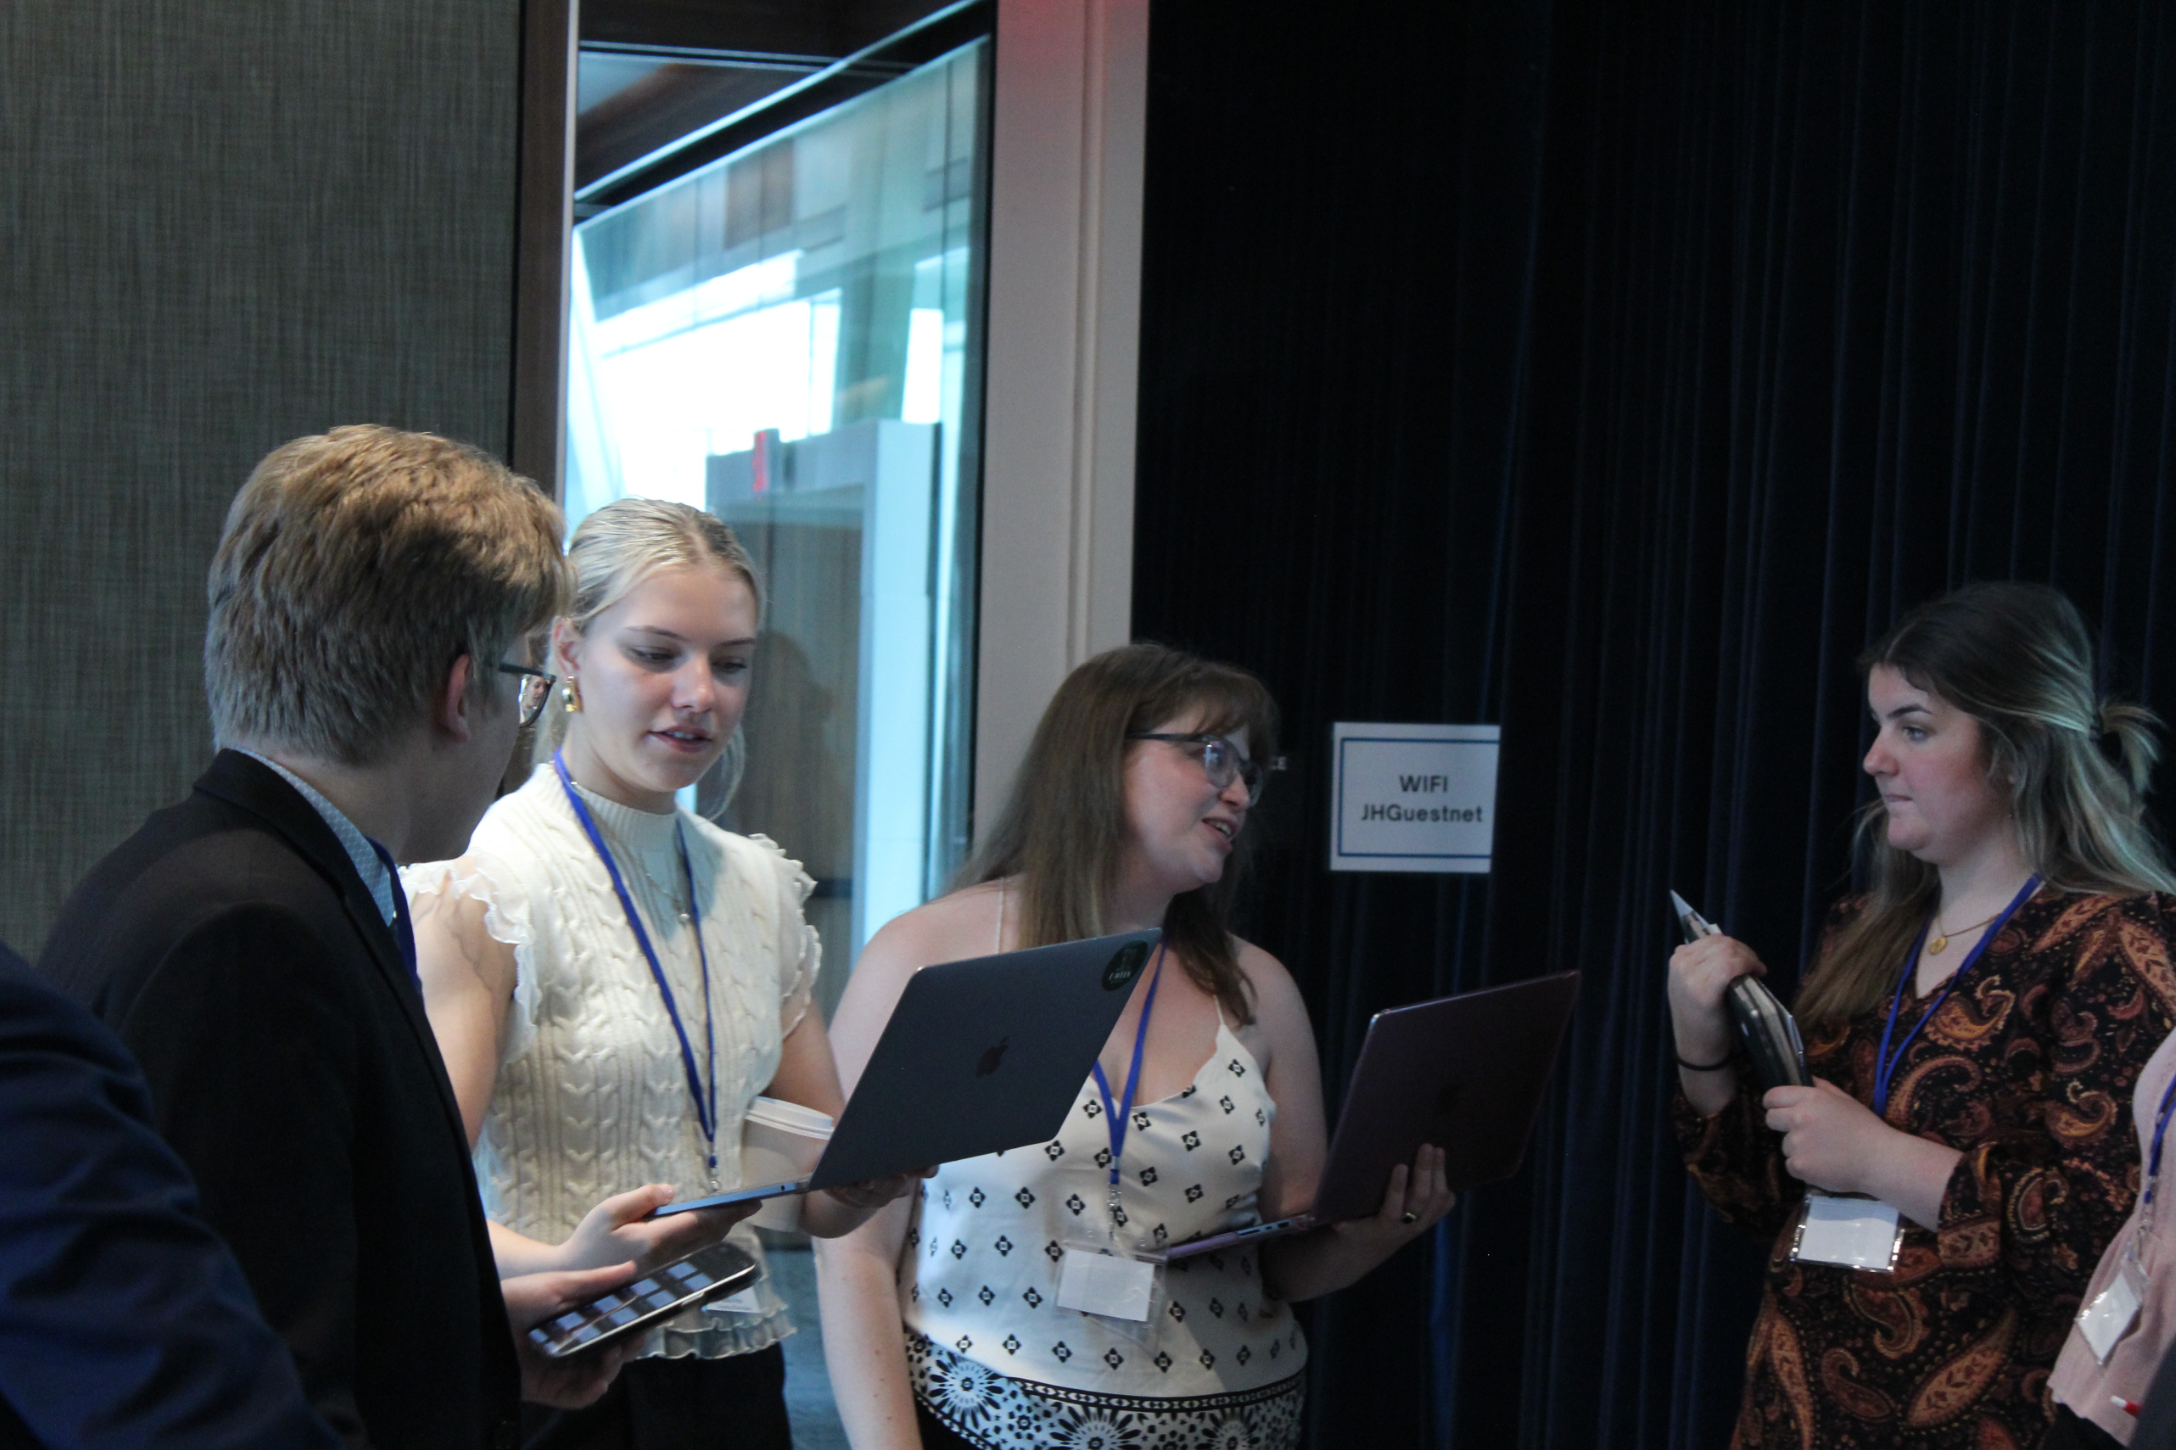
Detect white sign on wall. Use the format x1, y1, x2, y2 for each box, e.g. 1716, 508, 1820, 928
1329, 723, 1500, 874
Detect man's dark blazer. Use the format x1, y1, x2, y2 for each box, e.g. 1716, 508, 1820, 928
41, 752, 520, 1450
0, 939, 337, 1449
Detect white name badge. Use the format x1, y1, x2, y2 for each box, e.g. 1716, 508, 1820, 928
1790, 1193, 1904, 1272
2077, 1244, 2149, 1364
1056, 1247, 1156, 1322
2078, 1277, 2143, 1364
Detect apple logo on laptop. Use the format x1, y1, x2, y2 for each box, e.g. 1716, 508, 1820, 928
976, 1036, 1010, 1077
1102, 940, 1150, 991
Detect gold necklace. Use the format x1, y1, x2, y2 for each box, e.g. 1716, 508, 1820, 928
1927, 906, 2003, 956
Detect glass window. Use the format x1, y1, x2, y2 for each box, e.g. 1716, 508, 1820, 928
566, 40, 986, 1006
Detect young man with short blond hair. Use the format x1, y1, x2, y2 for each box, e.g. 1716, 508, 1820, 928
44, 427, 632, 1449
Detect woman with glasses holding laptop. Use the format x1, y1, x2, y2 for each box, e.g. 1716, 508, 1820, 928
817, 642, 1456, 1450
406, 498, 914, 1450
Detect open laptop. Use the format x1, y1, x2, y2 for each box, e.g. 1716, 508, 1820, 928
1162, 970, 1580, 1259
653, 929, 1162, 1216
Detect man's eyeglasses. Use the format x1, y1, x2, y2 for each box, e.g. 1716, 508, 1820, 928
1127, 732, 1286, 806
497, 663, 556, 728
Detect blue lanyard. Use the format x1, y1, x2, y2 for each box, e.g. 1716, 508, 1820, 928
1089, 944, 1168, 1200
553, 751, 720, 1186
1872, 875, 2041, 1116
2144, 1073, 2176, 1225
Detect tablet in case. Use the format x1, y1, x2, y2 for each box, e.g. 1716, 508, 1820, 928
1671, 888, 1811, 1092
1726, 975, 1811, 1092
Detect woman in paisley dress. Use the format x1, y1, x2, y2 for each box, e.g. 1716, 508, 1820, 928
817, 642, 1458, 1450
409, 500, 913, 1450
1669, 582, 2176, 1449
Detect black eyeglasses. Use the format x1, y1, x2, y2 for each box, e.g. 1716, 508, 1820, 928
496, 662, 556, 728
1126, 732, 1286, 806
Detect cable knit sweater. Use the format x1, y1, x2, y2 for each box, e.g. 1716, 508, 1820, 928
406, 766, 819, 1358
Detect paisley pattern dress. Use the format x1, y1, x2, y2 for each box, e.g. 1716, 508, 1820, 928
1675, 890, 2176, 1449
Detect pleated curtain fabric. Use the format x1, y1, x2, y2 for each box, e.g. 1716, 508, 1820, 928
1134, 2, 2176, 1446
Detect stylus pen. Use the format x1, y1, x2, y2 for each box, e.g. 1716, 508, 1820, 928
1670, 889, 1718, 944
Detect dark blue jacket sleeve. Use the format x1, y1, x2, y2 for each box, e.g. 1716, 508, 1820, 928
0, 942, 338, 1449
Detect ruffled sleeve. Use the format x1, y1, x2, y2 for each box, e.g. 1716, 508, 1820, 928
741, 833, 821, 1037
400, 854, 546, 1065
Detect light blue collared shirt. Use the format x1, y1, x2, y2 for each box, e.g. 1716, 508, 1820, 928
234, 750, 397, 927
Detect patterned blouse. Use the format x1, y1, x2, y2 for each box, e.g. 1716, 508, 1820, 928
901, 1014, 1307, 1450
1674, 889, 2176, 1449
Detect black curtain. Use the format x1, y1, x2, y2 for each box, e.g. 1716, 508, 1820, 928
1132, 2, 2176, 1445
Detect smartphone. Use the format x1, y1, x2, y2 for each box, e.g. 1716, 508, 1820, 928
648, 1178, 809, 1219
523, 1241, 760, 1359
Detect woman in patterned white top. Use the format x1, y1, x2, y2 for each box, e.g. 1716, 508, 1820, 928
410, 499, 915, 1450
817, 643, 1459, 1450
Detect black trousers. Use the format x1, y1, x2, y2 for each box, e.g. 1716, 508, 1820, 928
520, 1346, 792, 1450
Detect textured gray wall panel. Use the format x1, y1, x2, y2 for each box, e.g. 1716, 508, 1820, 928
1, 0, 523, 952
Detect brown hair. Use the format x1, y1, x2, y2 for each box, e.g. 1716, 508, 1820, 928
1797, 581, 2176, 1023
963, 642, 1280, 1023
205, 426, 567, 766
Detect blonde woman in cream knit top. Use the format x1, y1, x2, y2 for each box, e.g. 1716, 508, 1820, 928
410, 499, 913, 1450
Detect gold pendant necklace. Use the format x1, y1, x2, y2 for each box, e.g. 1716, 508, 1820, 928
628, 843, 695, 926
1927, 906, 2002, 955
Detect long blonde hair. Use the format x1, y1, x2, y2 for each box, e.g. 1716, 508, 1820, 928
1797, 581, 2176, 1024
962, 642, 1280, 1024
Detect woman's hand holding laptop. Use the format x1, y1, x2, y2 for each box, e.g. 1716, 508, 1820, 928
1275, 1144, 1458, 1296
1332, 1143, 1458, 1240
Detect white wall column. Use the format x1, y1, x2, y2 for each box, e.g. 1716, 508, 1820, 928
973, 0, 1148, 833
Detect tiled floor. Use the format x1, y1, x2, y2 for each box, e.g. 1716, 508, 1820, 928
765, 1238, 849, 1450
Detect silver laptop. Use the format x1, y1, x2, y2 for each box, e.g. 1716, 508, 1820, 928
1162, 971, 1580, 1260
652, 929, 1161, 1216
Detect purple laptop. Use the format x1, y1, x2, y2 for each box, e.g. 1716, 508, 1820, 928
1162, 971, 1580, 1261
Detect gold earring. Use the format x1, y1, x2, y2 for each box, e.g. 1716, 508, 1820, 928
562, 680, 582, 713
